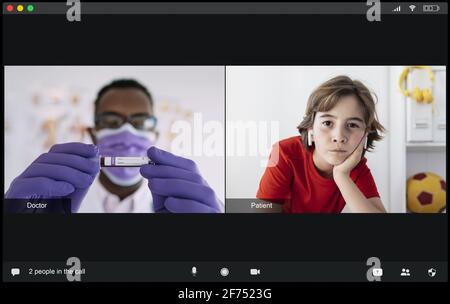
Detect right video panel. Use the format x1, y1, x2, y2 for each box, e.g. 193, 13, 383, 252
226, 66, 446, 214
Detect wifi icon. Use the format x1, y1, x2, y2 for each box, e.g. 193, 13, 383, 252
409, 5, 416, 12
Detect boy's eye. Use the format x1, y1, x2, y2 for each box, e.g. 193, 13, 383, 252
322, 121, 332, 127
347, 122, 360, 128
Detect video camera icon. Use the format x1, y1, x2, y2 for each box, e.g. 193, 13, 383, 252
250, 268, 261, 276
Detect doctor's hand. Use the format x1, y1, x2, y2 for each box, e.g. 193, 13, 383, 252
140, 146, 224, 213
5, 143, 100, 213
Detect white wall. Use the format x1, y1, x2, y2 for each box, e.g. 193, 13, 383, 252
388, 66, 407, 212
4, 66, 225, 200
226, 66, 391, 211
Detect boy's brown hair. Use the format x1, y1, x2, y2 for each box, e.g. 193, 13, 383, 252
297, 75, 386, 154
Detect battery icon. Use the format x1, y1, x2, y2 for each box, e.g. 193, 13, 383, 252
423, 5, 440, 12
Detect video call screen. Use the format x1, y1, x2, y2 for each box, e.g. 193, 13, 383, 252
2, 0, 448, 296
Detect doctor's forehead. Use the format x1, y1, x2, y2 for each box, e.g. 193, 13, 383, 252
97, 88, 153, 115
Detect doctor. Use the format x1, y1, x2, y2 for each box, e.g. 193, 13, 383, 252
5, 79, 224, 213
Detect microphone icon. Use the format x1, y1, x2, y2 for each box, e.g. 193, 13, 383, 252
191, 266, 197, 277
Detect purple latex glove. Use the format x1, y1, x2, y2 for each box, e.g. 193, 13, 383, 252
5, 143, 100, 213
140, 146, 224, 213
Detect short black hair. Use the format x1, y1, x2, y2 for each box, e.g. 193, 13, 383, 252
94, 79, 154, 116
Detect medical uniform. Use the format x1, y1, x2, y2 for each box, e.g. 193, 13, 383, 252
78, 177, 154, 213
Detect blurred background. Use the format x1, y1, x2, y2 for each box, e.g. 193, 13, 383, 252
226, 66, 446, 213
4, 66, 225, 201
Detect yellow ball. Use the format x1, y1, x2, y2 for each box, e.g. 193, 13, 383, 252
407, 172, 446, 213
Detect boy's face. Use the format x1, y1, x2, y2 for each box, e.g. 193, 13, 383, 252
311, 95, 366, 166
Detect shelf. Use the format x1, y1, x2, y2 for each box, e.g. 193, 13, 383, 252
406, 142, 446, 152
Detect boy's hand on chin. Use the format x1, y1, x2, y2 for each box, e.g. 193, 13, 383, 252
333, 136, 365, 179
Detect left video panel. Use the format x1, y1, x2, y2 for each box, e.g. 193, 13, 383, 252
4, 66, 225, 213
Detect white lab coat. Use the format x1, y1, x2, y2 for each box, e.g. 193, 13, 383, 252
77, 177, 154, 213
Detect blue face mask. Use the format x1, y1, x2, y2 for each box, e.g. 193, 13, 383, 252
96, 123, 156, 186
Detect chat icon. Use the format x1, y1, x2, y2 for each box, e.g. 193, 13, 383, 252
11, 268, 20, 276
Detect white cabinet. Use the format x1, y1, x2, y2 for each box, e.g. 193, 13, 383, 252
433, 71, 446, 142
389, 66, 446, 213
406, 102, 433, 141
405, 67, 446, 142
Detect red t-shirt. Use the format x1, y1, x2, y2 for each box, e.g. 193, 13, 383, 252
256, 136, 380, 213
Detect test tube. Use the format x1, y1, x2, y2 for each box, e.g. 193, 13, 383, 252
99, 156, 155, 167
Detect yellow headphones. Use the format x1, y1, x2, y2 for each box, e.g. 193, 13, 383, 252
399, 66, 435, 104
